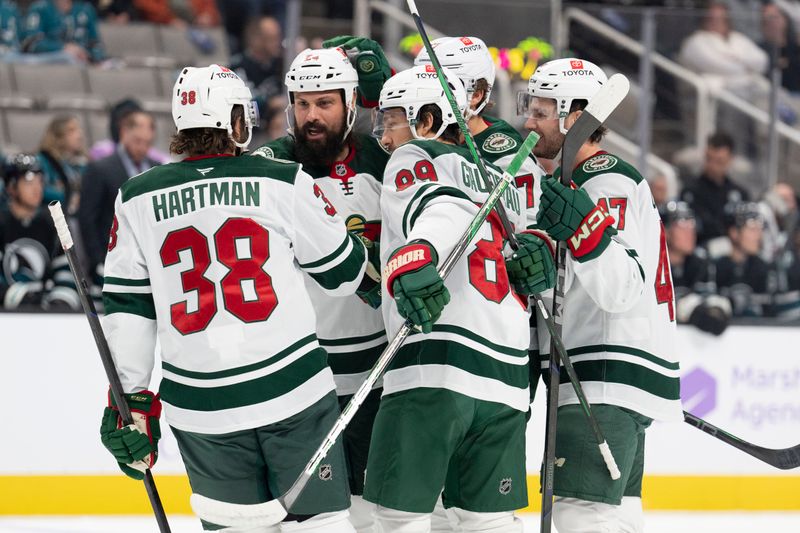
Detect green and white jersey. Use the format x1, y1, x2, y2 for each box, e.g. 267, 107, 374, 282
101, 155, 367, 434
251, 134, 390, 395
381, 140, 530, 412
474, 116, 545, 228
536, 151, 682, 422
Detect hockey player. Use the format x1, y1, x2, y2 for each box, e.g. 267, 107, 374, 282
0, 153, 79, 310
98, 64, 368, 533
519, 58, 683, 533
415, 36, 545, 225
251, 44, 391, 532
363, 64, 554, 533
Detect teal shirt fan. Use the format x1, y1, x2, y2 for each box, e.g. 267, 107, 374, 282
22, 0, 105, 62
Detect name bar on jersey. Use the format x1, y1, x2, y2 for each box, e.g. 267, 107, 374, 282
152, 181, 260, 222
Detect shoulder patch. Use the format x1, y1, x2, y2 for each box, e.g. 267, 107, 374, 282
482, 132, 518, 154
583, 154, 618, 173
252, 146, 274, 159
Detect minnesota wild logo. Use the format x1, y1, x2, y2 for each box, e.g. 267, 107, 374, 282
583, 155, 618, 173
346, 214, 381, 241
483, 133, 517, 154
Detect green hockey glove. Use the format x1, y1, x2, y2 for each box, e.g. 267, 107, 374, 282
506, 231, 556, 295
537, 177, 617, 262
356, 234, 382, 309
385, 241, 450, 334
322, 35, 392, 107
100, 390, 162, 480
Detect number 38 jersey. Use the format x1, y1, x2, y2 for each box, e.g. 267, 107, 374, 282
537, 152, 683, 422
101, 155, 367, 435
252, 134, 389, 395
381, 140, 531, 412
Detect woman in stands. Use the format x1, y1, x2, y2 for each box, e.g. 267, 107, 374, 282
37, 114, 87, 213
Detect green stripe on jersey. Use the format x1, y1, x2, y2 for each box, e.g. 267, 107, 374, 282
298, 233, 350, 269
318, 330, 386, 347
327, 342, 387, 375
161, 334, 317, 379
160, 348, 329, 411
306, 234, 365, 290
121, 156, 300, 202
430, 324, 527, 357
103, 292, 156, 319
103, 277, 150, 287
552, 344, 680, 371
389, 339, 528, 389
563, 359, 680, 401
405, 186, 473, 237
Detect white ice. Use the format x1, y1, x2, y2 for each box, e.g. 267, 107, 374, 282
1, 512, 799, 532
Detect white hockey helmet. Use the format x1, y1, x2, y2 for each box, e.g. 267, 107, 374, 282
172, 64, 259, 149
374, 64, 467, 141
415, 36, 495, 117
285, 47, 359, 139
518, 57, 607, 134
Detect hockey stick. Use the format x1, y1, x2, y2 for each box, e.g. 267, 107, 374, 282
540, 73, 631, 533
408, 0, 623, 486
48, 202, 172, 533
189, 132, 541, 529
684, 411, 800, 470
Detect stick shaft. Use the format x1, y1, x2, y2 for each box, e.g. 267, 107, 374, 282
48, 202, 172, 533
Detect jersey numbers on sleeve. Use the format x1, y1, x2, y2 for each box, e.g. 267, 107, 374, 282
395, 159, 438, 191
514, 174, 535, 209
468, 220, 512, 303
159, 218, 277, 335
313, 183, 337, 217
107, 215, 119, 252
597, 197, 628, 230
654, 222, 675, 321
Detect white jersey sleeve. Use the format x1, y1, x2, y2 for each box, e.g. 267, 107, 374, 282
291, 169, 367, 297
101, 193, 157, 393
570, 173, 646, 313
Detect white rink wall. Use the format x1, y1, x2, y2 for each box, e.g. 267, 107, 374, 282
2, 314, 799, 514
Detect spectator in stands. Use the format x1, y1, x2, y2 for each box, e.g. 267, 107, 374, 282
648, 173, 670, 210
0, 153, 80, 311
760, 2, 800, 95
134, 0, 220, 27
681, 132, 750, 244
87, 0, 138, 23
79, 109, 157, 280
0, 0, 20, 55
37, 114, 87, 214
678, 2, 768, 83
215, 0, 286, 56
662, 200, 732, 335
88, 98, 170, 163
21, 0, 106, 64
231, 16, 283, 118
715, 201, 775, 317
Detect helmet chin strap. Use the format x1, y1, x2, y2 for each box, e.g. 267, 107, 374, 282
409, 120, 448, 141
342, 102, 357, 142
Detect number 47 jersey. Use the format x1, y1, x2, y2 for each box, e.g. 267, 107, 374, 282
537, 152, 683, 423
101, 155, 367, 435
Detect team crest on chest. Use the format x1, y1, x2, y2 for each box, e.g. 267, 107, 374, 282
346, 214, 381, 241
482, 133, 517, 154
583, 155, 618, 173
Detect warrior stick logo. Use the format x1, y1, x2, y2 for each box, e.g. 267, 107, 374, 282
499, 478, 512, 495
318, 464, 332, 481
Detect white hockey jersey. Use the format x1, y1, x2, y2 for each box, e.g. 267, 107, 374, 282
252, 134, 389, 395
474, 116, 545, 228
381, 140, 531, 412
101, 154, 367, 434
536, 151, 683, 422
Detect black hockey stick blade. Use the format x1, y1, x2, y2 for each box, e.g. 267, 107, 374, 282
684, 411, 800, 470
561, 73, 630, 184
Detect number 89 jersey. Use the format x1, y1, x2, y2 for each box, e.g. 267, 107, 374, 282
101, 155, 366, 435
536, 152, 683, 423
380, 140, 531, 413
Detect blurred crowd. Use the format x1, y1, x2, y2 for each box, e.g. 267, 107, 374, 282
1, 0, 799, 332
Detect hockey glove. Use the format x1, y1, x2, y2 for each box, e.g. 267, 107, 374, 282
100, 390, 162, 480
356, 234, 382, 309
385, 241, 450, 334
322, 35, 392, 107
537, 177, 617, 262
506, 231, 556, 295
